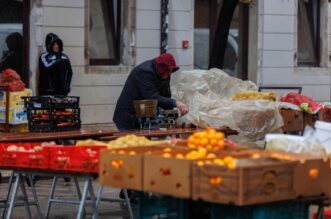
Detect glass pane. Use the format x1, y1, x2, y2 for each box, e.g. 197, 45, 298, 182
298, 0, 318, 65
223, 5, 239, 77
89, 0, 116, 60
0, 0, 23, 78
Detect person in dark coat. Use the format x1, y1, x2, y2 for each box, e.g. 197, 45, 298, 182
39, 33, 73, 96
0, 32, 23, 78
113, 53, 188, 130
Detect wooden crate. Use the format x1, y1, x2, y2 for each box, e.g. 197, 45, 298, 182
99, 146, 166, 191
280, 109, 303, 132
143, 148, 195, 199
192, 158, 298, 206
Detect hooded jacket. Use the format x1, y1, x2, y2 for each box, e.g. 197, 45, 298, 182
39, 33, 73, 96
113, 59, 177, 130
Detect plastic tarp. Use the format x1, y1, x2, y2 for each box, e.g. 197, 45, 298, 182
172, 68, 284, 141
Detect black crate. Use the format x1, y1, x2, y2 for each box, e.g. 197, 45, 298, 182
23, 96, 79, 109
27, 108, 81, 132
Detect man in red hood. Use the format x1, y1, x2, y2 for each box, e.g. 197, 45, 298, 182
113, 53, 188, 130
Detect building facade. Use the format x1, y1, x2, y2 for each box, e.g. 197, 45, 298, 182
0, 0, 330, 125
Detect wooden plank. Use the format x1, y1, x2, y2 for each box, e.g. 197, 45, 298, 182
0, 129, 116, 142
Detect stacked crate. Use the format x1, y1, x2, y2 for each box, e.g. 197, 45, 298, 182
23, 96, 81, 132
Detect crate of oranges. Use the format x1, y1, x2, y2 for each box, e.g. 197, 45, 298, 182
192, 151, 300, 206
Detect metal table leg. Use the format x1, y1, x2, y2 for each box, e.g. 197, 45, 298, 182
27, 175, 44, 219
45, 176, 57, 218
6, 173, 20, 219
123, 189, 134, 219
1, 171, 14, 219
76, 178, 89, 219
92, 186, 104, 219
19, 174, 32, 219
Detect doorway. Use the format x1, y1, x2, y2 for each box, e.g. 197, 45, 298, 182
194, 0, 249, 80
0, 0, 30, 86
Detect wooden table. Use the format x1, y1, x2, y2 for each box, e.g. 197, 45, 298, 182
99, 127, 238, 141
0, 129, 117, 143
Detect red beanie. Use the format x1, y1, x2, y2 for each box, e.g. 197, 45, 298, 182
155, 53, 179, 77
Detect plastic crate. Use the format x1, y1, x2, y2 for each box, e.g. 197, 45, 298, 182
136, 192, 187, 219
0, 143, 50, 169
23, 96, 79, 109
27, 108, 81, 132
48, 146, 106, 173
211, 201, 309, 219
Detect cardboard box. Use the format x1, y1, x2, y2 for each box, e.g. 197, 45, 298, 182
0, 106, 27, 124
192, 156, 298, 206
280, 109, 303, 132
0, 89, 32, 108
99, 146, 166, 191
143, 148, 196, 199
0, 123, 28, 132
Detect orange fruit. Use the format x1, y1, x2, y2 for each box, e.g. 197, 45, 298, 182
215, 132, 225, 140
188, 136, 195, 144
210, 138, 218, 146
309, 169, 319, 178
200, 138, 209, 147
216, 140, 225, 150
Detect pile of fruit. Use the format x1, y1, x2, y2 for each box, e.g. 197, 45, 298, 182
232, 90, 276, 101
76, 135, 167, 149
187, 128, 225, 150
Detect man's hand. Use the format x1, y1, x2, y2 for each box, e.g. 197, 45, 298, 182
176, 102, 188, 115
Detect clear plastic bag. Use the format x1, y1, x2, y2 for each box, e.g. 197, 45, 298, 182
172, 69, 284, 141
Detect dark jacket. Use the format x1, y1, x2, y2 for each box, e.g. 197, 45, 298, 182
113, 59, 177, 129
39, 33, 73, 96
0, 32, 23, 78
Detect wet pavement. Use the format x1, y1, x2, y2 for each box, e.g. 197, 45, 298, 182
0, 177, 136, 219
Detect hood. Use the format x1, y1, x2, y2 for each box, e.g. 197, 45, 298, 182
45, 33, 63, 53
5, 32, 23, 51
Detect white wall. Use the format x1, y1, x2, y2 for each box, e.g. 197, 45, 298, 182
136, 0, 194, 83
29, 0, 195, 125
258, 0, 331, 102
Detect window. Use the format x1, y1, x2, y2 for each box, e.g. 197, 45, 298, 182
297, 0, 320, 66
89, 0, 121, 65
0, 0, 29, 84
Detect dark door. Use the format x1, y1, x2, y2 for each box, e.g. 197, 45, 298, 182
0, 0, 30, 86
194, 0, 248, 80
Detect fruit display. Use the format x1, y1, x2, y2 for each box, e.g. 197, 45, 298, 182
231, 90, 276, 101
187, 128, 225, 150
76, 134, 167, 149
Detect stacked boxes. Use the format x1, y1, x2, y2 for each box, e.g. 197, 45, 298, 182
0, 89, 32, 124
23, 96, 81, 132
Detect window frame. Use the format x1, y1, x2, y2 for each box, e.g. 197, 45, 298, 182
89, 0, 122, 66
297, 0, 321, 67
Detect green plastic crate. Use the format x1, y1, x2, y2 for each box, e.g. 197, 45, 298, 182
211, 201, 309, 219
136, 192, 187, 219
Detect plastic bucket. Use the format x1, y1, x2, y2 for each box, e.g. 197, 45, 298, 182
315, 121, 331, 153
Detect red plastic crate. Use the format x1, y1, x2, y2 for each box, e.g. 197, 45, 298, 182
0, 143, 50, 169
313, 210, 331, 219
48, 146, 106, 173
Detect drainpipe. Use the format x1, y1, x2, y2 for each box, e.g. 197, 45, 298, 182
160, 0, 169, 54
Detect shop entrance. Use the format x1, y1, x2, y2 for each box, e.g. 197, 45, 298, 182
0, 0, 30, 86
194, 0, 249, 80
